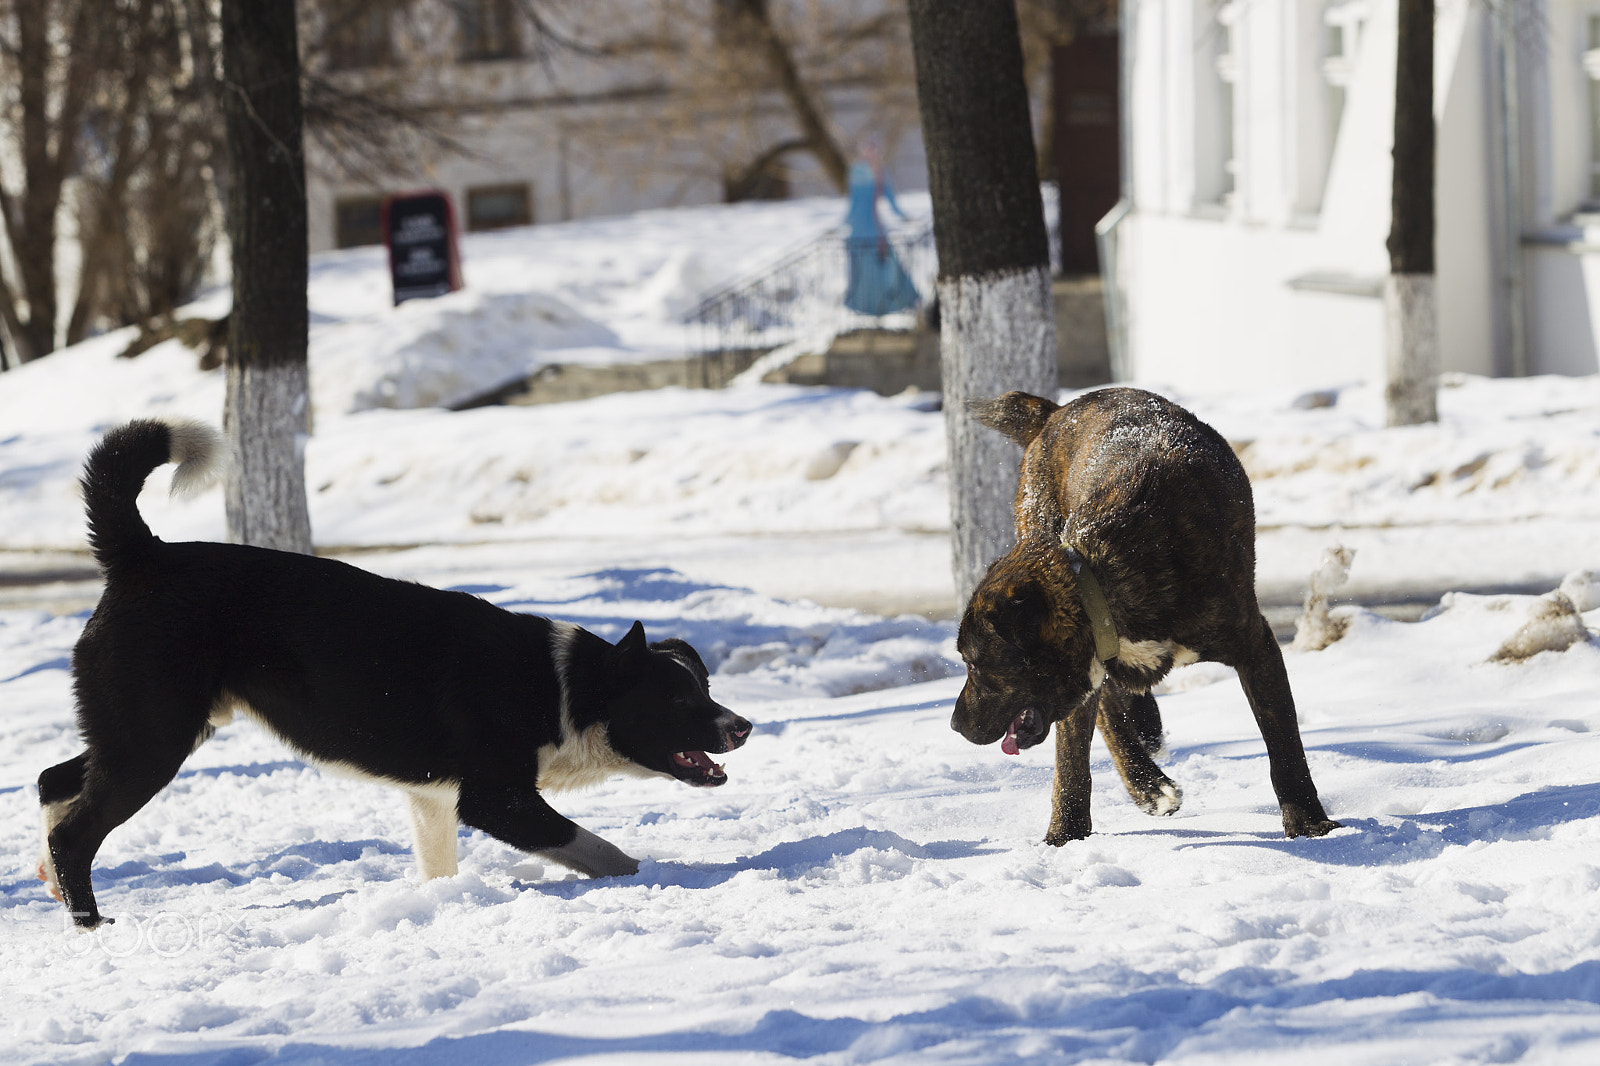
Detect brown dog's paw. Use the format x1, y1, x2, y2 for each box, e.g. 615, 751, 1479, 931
1283, 815, 1342, 839
1043, 822, 1092, 846
1132, 780, 1183, 817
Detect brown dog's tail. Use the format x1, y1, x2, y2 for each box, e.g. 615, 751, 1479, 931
968, 391, 1058, 448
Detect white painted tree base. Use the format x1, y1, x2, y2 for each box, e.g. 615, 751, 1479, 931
223, 361, 314, 554
1385, 272, 1439, 427
938, 264, 1058, 605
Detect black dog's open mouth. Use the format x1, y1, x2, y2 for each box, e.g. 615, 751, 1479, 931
1001, 709, 1047, 755
670, 750, 727, 787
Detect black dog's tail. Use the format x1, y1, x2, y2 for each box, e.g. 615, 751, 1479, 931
82, 419, 224, 573
968, 391, 1059, 448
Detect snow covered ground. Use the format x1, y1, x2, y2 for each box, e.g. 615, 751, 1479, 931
3, 197, 1600, 1064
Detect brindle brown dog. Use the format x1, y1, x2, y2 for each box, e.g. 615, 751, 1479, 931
952, 387, 1340, 844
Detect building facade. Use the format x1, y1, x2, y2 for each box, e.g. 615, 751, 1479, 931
1115, 0, 1600, 392
304, 0, 926, 255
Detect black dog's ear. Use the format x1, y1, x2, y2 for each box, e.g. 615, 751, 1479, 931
968, 392, 1058, 448
616, 619, 648, 656
612, 620, 650, 681
649, 637, 709, 687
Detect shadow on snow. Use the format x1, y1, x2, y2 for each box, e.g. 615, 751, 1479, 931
1174, 781, 1600, 866
522, 826, 999, 898
114, 960, 1600, 1065
0, 655, 71, 684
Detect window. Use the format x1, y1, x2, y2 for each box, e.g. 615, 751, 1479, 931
1323, 2, 1366, 160
335, 196, 385, 248
324, 0, 394, 71
466, 184, 533, 232
723, 164, 790, 203
1586, 14, 1600, 201
714, 0, 769, 47
1194, 1, 1238, 208
1217, 4, 1238, 204
1297, 0, 1366, 215
458, 0, 521, 62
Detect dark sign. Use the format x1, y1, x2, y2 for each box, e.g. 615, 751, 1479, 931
382, 191, 463, 305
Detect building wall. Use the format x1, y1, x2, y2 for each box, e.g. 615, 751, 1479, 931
307, 88, 929, 255
1526, 244, 1600, 375
1123, 0, 1600, 391
1520, 1, 1600, 377
1123, 213, 1386, 391
303, 1, 926, 255
1436, 1, 1498, 379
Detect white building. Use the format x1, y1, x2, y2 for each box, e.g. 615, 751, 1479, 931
1115, 0, 1600, 392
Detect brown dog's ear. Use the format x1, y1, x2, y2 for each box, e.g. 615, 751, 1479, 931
1036, 583, 1079, 651
987, 581, 1056, 650
986, 573, 1083, 658
968, 392, 1058, 448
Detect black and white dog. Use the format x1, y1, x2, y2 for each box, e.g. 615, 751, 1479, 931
38, 419, 752, 928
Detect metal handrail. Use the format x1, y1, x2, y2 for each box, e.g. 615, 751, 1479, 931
680, 188, 1063, 372
683, 220, 937, 360
1095, 198, 1133, 382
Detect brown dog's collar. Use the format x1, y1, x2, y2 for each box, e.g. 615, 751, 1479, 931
1063, 544, 1119, 663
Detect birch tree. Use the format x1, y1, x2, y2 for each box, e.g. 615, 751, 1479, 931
1385, 0, 1437, 426
220, 0, 314, 554
907, 0, 1058, 607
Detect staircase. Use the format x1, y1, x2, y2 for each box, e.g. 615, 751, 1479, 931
681, 221, 939, 386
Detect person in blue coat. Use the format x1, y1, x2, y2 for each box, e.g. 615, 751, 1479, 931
843, 138, 920, 316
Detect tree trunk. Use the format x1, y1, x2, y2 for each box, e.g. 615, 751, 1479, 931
1, 0, 97, 362
1385, 0, 1437, 427
65, 0, 158, 347
908, 0, 1058, 608
941, 269, 1058, 597
220, 0, 313, 554
730, 0, 850, 193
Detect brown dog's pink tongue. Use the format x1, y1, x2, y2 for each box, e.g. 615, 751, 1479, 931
1001, 719, 1021, 756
